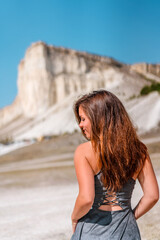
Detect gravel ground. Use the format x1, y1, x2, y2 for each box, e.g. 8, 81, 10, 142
0, 132, 159, 240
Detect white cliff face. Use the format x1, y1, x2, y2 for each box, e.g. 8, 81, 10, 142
18, 43, 55, 117
17, 43, 93, 117
0, 41, 160, 140
18, 42, 152, 118
17, 42, 126, 117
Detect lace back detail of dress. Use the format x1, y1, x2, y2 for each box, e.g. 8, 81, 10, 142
101, 190, 121, 207
92, 170, 135, 210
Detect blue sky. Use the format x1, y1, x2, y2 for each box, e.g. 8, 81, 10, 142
0, 0, 160, 108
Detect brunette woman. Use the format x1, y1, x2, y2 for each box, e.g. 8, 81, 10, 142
71, 90, 159, 240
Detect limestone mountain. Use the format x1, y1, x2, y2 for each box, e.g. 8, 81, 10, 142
0, 41, 160, 141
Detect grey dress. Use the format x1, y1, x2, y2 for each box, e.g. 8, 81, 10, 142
71, 170, 141, 240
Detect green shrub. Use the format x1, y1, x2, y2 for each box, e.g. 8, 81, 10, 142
140, 83, 160, 95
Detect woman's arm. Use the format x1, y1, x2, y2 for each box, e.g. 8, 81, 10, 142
71, 143, 95, 231
133, 153, 159, 220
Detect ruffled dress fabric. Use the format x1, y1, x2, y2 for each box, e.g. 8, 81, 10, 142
71, 171, 141, 240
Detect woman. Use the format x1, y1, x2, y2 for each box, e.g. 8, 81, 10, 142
70, 90, 159, 240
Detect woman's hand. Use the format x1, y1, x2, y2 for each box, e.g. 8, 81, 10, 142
72, 220, 78, 233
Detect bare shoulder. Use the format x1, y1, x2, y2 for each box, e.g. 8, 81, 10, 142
74, 142, 97, 174
73, 142, 95, 177
74, 142, 94, 162
74, 141, 92, 155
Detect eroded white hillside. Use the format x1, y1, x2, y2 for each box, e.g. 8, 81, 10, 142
14, 92, 160, 140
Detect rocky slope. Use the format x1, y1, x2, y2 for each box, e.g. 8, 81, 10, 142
0, 41, 160, 141
131, 62, 160, 79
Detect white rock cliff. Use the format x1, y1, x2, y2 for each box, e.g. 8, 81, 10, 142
0, 41, 160, 140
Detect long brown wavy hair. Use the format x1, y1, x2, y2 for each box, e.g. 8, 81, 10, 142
74, 90, 147, 191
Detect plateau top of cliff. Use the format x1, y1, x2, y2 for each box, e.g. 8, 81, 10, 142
22, 41, 124, 68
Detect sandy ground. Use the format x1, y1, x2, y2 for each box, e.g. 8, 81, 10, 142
0, 132, 159, 240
